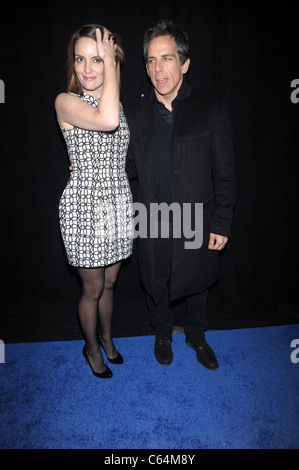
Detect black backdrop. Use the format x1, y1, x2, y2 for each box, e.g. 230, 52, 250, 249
0, 0, 298, 343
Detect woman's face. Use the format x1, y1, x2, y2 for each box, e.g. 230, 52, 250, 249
74, 36, 104, 97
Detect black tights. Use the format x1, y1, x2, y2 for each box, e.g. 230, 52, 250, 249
77, 262, 121, 373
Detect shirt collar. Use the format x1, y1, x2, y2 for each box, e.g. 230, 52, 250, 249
176, 78, 192, 101
155, 78, 192, 111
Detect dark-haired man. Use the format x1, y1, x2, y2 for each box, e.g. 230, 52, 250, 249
125, 20, 236, 370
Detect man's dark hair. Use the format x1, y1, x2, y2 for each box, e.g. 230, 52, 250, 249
143, 19, 190, 65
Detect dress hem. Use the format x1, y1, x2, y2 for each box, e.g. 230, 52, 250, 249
67, 252, 132, 269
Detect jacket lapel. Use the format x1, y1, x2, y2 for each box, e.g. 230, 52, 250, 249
137, 91, 156, 200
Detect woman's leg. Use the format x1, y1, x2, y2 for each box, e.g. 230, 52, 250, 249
77, 267, 107, 373
98, 261, 122, 359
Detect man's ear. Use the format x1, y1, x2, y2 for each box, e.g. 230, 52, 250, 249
182, 58, 190, 74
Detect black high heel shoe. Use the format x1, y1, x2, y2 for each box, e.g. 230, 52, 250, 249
98, 337, 124, 364
82, 345, 113, 379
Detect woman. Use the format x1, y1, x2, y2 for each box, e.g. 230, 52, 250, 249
55, 24, 133, 379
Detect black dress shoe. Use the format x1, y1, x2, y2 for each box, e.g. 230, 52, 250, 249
82, 345, 113, 379
154, 336, 173, 366
186, 337, 219, 370
98, 337, 124, 364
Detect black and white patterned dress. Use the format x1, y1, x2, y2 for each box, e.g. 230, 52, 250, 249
59, 92, 133, 268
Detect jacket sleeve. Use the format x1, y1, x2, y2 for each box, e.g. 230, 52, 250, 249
210, 100, 237, 237
125, 140, 137, 180
124, 102, 138, 181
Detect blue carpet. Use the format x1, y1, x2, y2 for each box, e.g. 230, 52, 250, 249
0, 325, 298, 449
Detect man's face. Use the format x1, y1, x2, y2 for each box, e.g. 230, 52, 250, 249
146, 34, 190, 108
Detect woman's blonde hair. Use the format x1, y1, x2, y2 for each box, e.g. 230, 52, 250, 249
66, 24, 124, 95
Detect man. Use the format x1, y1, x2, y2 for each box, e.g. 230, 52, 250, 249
125, 20, 236, 370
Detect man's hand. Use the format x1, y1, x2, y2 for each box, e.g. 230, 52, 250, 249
208, 233, 228, 250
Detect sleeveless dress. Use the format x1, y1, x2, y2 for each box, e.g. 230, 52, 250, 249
58, 92, 133, 268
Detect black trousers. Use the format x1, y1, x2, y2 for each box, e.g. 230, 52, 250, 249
147, 237, 208, 340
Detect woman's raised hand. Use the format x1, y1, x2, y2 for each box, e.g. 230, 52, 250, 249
96, 27, 116, 63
